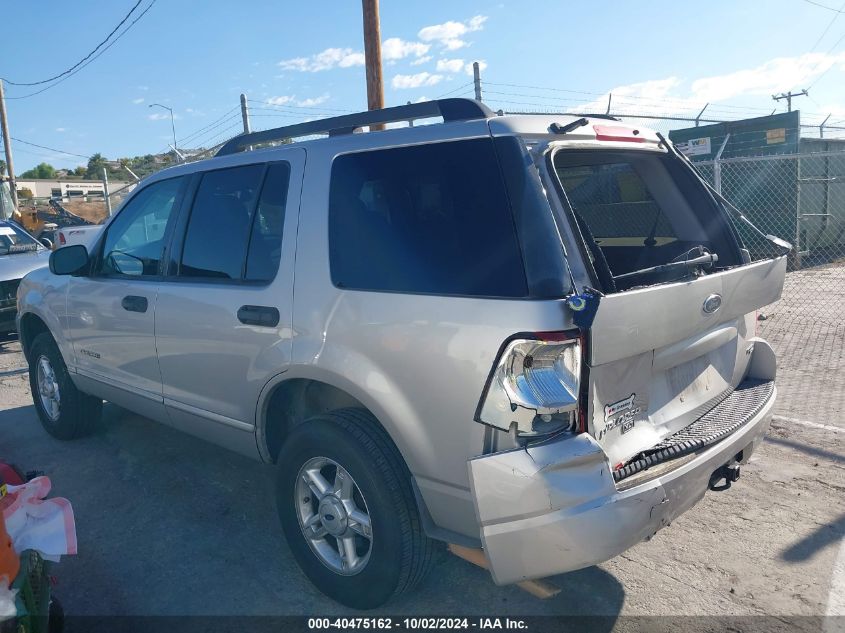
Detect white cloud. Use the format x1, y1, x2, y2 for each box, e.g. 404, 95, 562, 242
297, 94, 329, 107
577, 78, 685, 114
132, 97, 145, 104
279, 47, 365, 72
418, 15, 487, 50
463, 60, 486, 76
137, 85, 149, 91
690, 52, 845, 102
443, 39, 469, 51
571, 52, 845, 120
55, 127, 66, 132
382, 37, 430, 61
267, 94, 331, 107
148, 112, 179, 121
392, 72, 444, 89
436, 58, 465, 73
411, 55, 432, 66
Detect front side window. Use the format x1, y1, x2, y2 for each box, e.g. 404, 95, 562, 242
99, 176, 184, 277
178, 162, 290, 282
329, 139, 528, 297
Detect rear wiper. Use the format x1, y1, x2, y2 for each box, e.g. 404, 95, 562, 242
656, 132, 792, 255
614, 251, 718, 282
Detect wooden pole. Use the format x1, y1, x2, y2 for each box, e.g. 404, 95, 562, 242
361, 0, 385, 130
0, 80, 18, 208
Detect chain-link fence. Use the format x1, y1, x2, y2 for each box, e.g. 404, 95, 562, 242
691, 149, 845, 424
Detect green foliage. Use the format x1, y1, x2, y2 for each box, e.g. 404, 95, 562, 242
0, 159, 6, 176
18, 187, 34, 199
20, 163, 57, 179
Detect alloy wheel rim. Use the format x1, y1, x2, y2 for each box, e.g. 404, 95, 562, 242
295, 456, 373, 576
36, 355, 61, 422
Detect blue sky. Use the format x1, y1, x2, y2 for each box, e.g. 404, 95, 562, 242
3, 0, 845, 171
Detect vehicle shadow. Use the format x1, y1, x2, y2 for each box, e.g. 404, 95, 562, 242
0, 332, 19, 353
0, 402, 624, 623
781, 511, 845, 563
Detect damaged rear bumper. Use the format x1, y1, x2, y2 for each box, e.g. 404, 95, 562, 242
468, 348, 777, 586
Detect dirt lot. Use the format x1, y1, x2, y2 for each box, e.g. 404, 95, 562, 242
0, 267, 843, 628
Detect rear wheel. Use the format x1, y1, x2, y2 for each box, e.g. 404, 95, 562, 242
276, 409, 433, 609
28, 332, 102, 440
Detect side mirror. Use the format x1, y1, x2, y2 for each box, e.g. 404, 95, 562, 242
49, 244, 89, 276
40, 238, 53, 250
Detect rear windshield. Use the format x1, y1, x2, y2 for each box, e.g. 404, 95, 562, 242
553, 150, 741, 291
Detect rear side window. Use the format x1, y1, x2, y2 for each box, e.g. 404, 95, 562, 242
329, 139, 528, 297
179, 162, 290, 281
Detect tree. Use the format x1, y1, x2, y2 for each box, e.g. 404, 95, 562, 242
20, 163, 57, 179
84, 153, 107, 180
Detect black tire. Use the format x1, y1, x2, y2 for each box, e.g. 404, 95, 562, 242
28, 332, 102, 440
276, 408, 434, 609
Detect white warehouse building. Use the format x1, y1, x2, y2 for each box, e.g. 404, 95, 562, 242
16, 178, 134, 200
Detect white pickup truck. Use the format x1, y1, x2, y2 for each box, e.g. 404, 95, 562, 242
55, 225, 103, 249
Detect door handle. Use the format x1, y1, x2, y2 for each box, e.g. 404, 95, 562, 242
237, 305, 280, 327
121, 295, 148, 313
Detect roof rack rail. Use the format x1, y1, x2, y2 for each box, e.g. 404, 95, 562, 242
216, 97, 495, 156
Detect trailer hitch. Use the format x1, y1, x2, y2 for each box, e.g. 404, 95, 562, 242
709, 464, 741, 491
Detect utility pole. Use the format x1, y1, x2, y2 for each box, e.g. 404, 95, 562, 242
240, 93, 251, 134
102, 167, 112, 216
0, 80, 18, 208
361, 0, 385, 130
472, 62, 483, 102
772, 89, 808, 112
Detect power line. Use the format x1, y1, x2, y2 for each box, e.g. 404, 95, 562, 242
4, 1, 156, 100
434, 82, 474, 99
177, 107, 241, 145
808, 28, 845, 88
801, 0, 845, 12
2, 0, 144, 86
10, 137, 91, 160
808, 0, 845, 51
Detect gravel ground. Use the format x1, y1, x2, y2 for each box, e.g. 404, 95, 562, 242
0, 267, 843, 627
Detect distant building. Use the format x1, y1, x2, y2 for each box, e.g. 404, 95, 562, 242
15, 178, 134, 200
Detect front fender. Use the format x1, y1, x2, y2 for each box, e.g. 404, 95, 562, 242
17, 268, 72, 366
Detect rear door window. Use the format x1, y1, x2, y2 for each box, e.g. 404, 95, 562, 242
329, 139, 528, 297
177, 162, 290, 282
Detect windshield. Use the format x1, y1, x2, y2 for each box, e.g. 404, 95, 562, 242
0, 223, 40, 255
552, 149, 742, 292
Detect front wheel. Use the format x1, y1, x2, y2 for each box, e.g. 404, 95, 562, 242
28, 332, 102, 440
276, 409, 433, 609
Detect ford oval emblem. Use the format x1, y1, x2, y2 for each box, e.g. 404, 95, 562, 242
703, 293, 722, 314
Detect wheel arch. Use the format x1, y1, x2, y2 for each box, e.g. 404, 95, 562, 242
18, 312, 51, 363
255, 367, 435, 477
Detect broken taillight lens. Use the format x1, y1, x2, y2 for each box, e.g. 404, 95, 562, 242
477, 331, 582, 437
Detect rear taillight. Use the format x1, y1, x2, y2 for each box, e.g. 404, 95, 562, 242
476, 330, 584, 437
58, 232, 66, 245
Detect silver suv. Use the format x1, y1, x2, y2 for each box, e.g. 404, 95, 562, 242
16, 99, 787, 609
